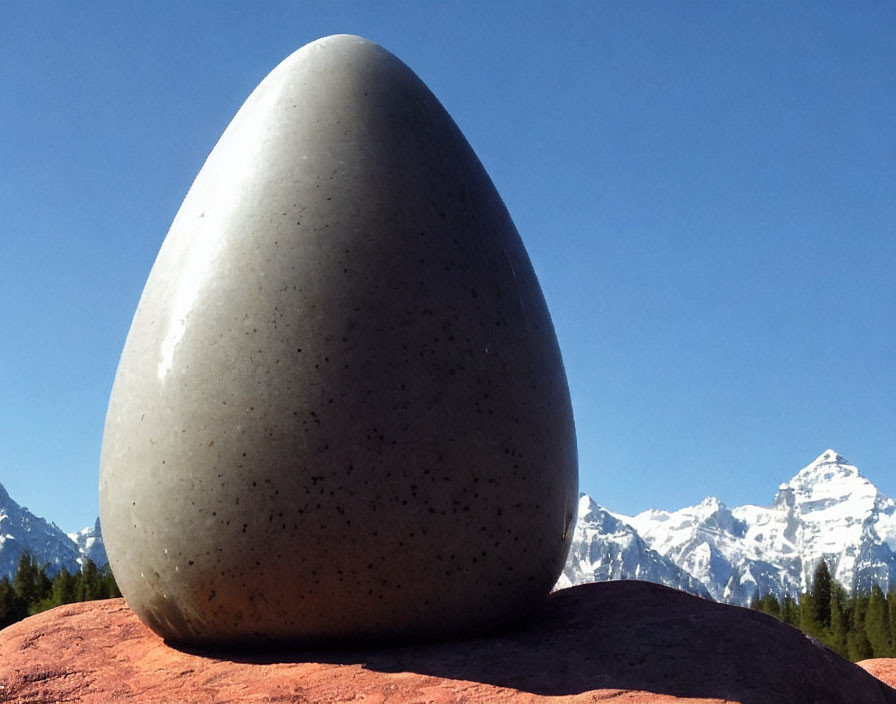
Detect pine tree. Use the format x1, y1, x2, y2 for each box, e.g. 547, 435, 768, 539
761, 592, 781, 619
12, 551, 51, 613
888, 589, 896, 658
0, 575, 26, 628
799, 592, 821, 637
865, 584, 892, 657
828, 583, 850, 658
848, 593, 873, 661
811, 559, 833, 631
780, 593, 798, 626
51, 568, 78, 607
100, 564, 122, 599
75, 559, 103, 601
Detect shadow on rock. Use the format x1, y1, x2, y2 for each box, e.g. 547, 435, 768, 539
188, 581, 896, 704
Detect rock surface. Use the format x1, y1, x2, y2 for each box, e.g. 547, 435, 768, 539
2, 582, 895, 703
861, 660, 896, 689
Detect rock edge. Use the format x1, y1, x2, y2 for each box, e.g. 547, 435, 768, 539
2, 582, 895, 703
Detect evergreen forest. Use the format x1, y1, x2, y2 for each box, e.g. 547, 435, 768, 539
750, 559, 896, 661
0, 551, 121, 630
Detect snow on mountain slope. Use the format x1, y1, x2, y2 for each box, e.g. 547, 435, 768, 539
67, 517, 109, 567
615, 451, 896, 603
557, 495, 711, 598
623, 496, 765, 603
773, 450, 896, 592
0, 482, 82, 578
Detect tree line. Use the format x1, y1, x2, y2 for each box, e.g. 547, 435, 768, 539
0, 551, 121, 630
750, 559, 896, 662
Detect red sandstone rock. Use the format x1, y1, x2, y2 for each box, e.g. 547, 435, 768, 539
1, 581, 894, 704
861, 659, 896, 689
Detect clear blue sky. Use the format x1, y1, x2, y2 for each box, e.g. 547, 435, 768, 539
2, 2, 893, 532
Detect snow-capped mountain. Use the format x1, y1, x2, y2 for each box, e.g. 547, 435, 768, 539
565, 450, 896, 604
769, 450, 896, 593
619, 495, 767, 604
0, 482, 83, 577
68, 517, 108, 568
557, 495, 711, 598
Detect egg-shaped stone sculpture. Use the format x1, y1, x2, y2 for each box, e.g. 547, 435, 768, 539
99, 34, 577, 647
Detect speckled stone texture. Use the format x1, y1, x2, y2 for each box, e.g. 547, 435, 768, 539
99, 34, 577, 646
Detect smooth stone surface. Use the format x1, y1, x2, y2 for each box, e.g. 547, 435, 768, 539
99, 34, 577, 646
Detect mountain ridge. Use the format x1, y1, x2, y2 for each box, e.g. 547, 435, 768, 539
0, 483, 106, 577
566, 450, 896, 604
556, 495, 712, 598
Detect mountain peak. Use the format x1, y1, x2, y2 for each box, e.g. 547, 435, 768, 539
576, 493, 601, 521
789, 450, 860, 486
812, 449, 849, 467
697, 496, 724, 511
